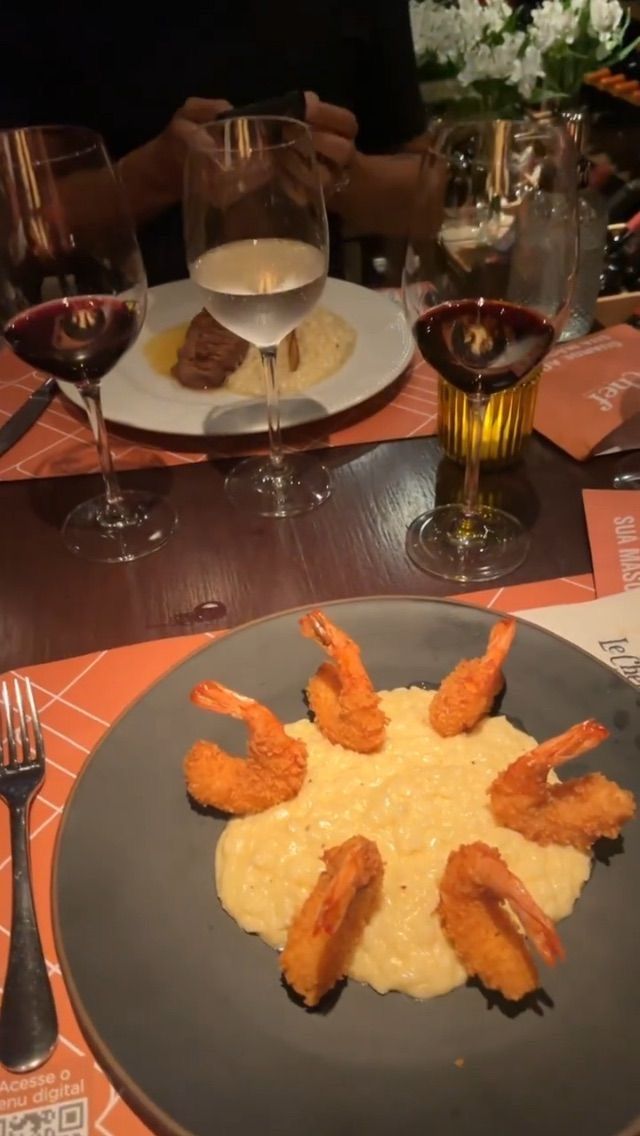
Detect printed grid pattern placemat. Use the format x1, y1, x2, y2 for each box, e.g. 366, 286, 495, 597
0, 349, 438, 483
0, 573, 594, 1134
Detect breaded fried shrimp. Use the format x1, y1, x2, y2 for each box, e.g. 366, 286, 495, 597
280, 835, 384, 1006
490, 720, 636, 850
429, 618, 516, 737
183, 681, 307, 815
438, 842, 564, 1001
299, 610, 387, 753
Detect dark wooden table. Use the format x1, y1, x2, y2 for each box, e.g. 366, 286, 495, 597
0, 431, 622, 674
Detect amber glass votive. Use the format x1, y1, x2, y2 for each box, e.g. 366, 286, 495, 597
437, 365, 542, 469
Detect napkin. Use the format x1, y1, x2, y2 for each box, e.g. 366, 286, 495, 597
534, 324, 640, 459
583, 488, 640, 597
515, 589, 640, 687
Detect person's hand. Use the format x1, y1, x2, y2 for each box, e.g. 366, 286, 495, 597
155, 97, 233, 187
116, 97, 232, 225
303, 92, 358, 199
117, 92, 356, 226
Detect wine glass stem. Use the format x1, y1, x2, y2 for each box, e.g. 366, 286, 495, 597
260, 347, 285, 472
81, 384, 124, 512
461, 394, 488, 519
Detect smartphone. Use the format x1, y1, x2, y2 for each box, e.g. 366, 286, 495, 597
217, 90, 306, 123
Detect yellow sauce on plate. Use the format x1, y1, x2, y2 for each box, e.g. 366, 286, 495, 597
143, 322, 190, 377
216, 687, 590, 1001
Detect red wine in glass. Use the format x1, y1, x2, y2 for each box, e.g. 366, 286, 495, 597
0, 123, 177, 562
414, 300, 555, 397
402, 118, 578, 583
4, 296, 139, 384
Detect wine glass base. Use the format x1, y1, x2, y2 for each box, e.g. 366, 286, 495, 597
406, 504, 530, 583
612, 455, 640, 490
62, 490, 177, 563
225, 454, 331, 517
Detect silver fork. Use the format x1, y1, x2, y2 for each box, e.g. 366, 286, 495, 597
0, 678, 58, 1071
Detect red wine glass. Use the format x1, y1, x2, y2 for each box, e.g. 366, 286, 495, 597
0, 125, 177, 561
613, 458, 640, 489
402, 119, 578, 582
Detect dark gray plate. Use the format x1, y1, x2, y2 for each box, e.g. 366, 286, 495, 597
52, 598, 640, 1136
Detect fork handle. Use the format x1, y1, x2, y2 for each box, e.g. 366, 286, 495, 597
0, 801, 58, 1071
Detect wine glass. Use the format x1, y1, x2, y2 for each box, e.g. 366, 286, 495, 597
402, 118, 578, 582
613, 454, 640, 490
183, 115, 330, 517
0, 125, 177, 562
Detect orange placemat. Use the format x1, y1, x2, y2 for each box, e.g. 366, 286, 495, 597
0, 349, 438, 483
0, 573, 594, 1134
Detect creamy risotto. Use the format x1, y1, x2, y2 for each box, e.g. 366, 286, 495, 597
216, 687, 591, 1001
225, 306, 356, 397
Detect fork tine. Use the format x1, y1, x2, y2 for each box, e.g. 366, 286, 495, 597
2, 681, 18, 767
13, 679, 30, 763
24, 678, 44, 765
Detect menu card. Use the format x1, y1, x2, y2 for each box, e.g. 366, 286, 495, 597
583, 488, 640, 597
534, 324, 640, 460
520, 588, 640, 688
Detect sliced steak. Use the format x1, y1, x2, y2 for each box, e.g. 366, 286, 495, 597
172, 308, 249, 389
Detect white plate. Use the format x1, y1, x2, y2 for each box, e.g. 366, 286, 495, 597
58, 277, 413, 436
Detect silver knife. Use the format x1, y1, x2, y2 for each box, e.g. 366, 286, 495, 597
0, 377, 58, 458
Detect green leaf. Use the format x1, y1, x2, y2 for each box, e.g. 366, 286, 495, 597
613, 35, 640, 63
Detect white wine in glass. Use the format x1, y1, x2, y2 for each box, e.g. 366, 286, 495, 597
184, 116, 330, 517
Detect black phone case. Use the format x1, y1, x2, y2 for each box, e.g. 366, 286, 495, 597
217, 90, 306, 123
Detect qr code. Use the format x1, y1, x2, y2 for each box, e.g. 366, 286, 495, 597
0, 1101, 87, 1136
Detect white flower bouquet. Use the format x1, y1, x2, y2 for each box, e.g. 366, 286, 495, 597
410, 0, 637, 114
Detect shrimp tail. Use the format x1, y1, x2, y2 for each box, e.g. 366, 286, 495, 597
191, 680, 253, 717
486, 617, 517, 665
299, 611, 332, 651
490, 858, 566, 967
533, 720, 610, 771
